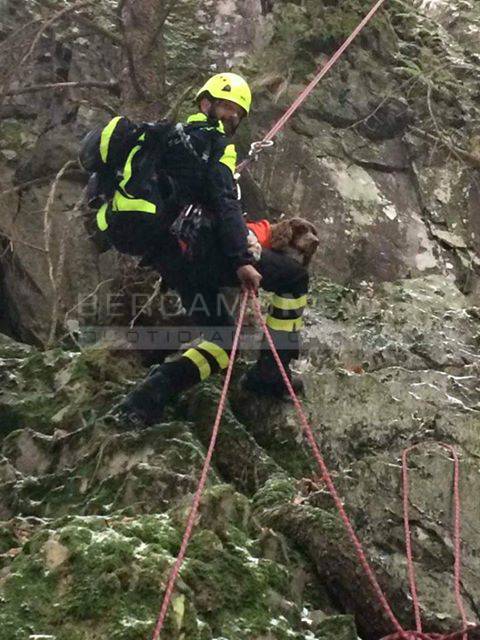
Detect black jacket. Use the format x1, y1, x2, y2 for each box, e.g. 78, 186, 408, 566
164, 112, 253, 269
81, 112, 253, 269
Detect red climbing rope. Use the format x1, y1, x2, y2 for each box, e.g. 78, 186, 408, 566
150, 291, 249, 640
402, 443, 468, 639
149, 1, 389, 617
150, 290, 477, 640
145, 2, 477, 635
250, 293, 477, 640
382, 629, 480, 640
249, 292, 408, 638
237, 0, 388, 173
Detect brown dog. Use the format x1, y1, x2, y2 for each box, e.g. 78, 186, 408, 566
269, 217, 319, 266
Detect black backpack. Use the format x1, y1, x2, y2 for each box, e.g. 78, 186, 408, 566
79, 116, 174, 210
79, 116, 213, 255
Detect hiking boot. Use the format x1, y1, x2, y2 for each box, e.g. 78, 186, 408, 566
107, 369, 175, 428
241, 363, 304, 400
104, 404, 151, 430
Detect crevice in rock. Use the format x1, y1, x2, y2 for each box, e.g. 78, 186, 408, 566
340, 142, 409, 174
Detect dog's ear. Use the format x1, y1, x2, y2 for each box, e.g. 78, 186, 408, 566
289, 217, 307, 226
290, 217, 319, 237
270, 219, 294, 249
306, 220, 319, 238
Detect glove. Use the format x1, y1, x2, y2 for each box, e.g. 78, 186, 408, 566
247, 229, 262, 262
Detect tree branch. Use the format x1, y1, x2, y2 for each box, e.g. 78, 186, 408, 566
43, 160, 78, 347
164, 82, 195, 121
71, 97, 118, 117
119, 1, 147, 103
124, 44, 147, 102
70, 13, 124, 47
4, 80, 120, 97
20, 0, 95, 68
0, 173, 76, 196
144, 0, 175, 57
129, 277, 163, 328
0, 18, 42, 54
0, 231, 47, 253
117, 0, 128, 23
410, 126, 480, 170
64, 277, 114, 325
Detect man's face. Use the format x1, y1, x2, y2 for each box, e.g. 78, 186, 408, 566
206, 98, 246, 136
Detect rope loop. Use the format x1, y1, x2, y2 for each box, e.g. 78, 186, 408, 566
248, 139, 275, 159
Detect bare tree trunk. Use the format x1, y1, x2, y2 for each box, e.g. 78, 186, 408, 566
120, 0, 171, 120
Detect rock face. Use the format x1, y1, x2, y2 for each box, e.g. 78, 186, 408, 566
1, 1, 480, 639
0, 334, 358, 640
1, 0, 480, 342
238, 0, 480, 289
234, 274, 480, 636
0, 271, 479, 638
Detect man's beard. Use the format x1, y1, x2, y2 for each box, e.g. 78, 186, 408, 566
208, 103, 239, 136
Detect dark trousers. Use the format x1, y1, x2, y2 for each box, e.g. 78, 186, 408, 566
144, 235, 309, 390
121, 231, 309, 416
158, 240, 308, 327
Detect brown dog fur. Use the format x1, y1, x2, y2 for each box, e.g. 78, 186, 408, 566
269, 217, 319, 266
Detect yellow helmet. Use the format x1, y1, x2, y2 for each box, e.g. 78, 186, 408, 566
196, 72, 252, 115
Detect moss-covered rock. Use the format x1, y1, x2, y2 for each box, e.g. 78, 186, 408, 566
0, 343, 141, 436
0, 496, 342, 640
2, 0, 480, 637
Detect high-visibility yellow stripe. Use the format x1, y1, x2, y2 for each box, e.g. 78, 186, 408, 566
271, 294, 307, 311
187, 113, 208, 124
100, 116, 122, 164
119, 144, 141, 191
119, 132, 146, 194
266, 316, 304, 332
197, 341, 229, 370
187, 113, 225, 133
183, 348, 211, 381
96, 202, 108, 231
112, 191, 156, 214
219, 143, 237, 174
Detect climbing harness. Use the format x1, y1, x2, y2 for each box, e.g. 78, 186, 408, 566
169, 203, 210, 260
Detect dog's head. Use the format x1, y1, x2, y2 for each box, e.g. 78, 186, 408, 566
270, 217, 319, 266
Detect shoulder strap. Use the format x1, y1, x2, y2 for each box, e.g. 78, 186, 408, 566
167, 122, 215, 168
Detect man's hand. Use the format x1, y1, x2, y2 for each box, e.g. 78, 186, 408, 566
236, 264, 262, 292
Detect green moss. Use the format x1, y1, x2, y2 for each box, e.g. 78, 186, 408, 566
184, 537, 292, 634
0, 119, 25, 155
0, 515, 193, 639
0, 342, 144, 436
0, 421, 216, 520
244, 0, 390, 84
309, 278, 357, 321
252, 474, 296, 512
0, 489, 345, 640
0, 525, 16, 554
316, 614, 358, 640
0, 553, 59, 639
